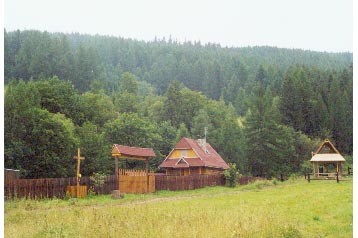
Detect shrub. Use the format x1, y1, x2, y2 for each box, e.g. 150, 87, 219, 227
90, 173, 107, 195
224, 163, 240, 187
288, 173, 298, 182
64, 191, 71, 200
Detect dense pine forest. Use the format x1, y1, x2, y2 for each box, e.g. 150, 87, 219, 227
4, 29, 353, 179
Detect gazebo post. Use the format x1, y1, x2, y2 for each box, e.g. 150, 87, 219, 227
115, 156, 119, 191
146, 158, 149, 193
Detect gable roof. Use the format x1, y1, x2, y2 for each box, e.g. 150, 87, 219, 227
112, 144, 155, 158
310, 139, 345, 162
314, 139, 340, 154
159, 137, 229, 169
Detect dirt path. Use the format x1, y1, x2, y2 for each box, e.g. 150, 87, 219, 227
6, 183, 296, 213
78, 183, 291, 210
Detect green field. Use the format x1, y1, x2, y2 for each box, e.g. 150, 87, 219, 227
4, 178, 352, 238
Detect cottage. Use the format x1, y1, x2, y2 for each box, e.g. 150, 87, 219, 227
310, 139, 345, 177
159, 137, 229, 175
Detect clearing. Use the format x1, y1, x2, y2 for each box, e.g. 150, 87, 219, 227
4, 178, 352, 238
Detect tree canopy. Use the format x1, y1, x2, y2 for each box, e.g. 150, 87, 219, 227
4, 29, 353, 179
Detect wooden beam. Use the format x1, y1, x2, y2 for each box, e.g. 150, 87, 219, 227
115, 156, 119, 190
146, 158, 149, 193
73, 148, 85, 198
113, 155, 148, 161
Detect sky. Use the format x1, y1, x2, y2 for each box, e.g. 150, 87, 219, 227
4, 0, 353, 52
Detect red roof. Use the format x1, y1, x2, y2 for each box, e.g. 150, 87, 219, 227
112, 144, 155, 158
159, 137, 229, 169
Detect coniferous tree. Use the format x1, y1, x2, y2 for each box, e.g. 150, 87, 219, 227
163, 80, 183, 128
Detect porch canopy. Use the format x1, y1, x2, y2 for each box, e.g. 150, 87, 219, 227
111, 144, 155, 192
310, 139, 345, 177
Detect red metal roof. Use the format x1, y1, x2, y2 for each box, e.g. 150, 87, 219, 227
113, 144, 155, 158
159, 137, 229, 169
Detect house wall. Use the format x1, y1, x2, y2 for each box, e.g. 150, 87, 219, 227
166, 167, 224, 176
201, 167, 225, 175
166, 168, 183, 176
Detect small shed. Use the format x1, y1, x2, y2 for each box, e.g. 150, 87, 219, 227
310, 139, 345, 177
5, 169, 20, 182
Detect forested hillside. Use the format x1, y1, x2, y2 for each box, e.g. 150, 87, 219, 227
4, 29, 353, 179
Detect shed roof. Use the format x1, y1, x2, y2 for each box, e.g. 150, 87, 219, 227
112, 144, 155, 158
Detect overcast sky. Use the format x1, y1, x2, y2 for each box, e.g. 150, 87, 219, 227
4, 0, 353, 52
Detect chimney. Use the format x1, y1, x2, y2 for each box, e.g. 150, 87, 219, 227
198, 139, 206, 152
198, 127, 208, 153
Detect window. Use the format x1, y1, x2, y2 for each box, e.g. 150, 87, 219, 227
181, 150, 187, 157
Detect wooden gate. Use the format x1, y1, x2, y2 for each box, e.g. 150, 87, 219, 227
119, 169, 155, 194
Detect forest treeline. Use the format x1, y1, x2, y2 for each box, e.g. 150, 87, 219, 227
4, 29, 353, 179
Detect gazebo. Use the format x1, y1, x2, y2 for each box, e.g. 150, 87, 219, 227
111, 144, 155, 193
310, 139, 345, 177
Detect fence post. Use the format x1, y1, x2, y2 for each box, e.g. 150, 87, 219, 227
336, 172, 339, 183
307, 173, 310, 182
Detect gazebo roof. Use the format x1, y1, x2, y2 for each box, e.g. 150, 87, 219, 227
310, 139, 345, 163
314, 139, 340, 154
310, 153, 345, 162
112, 144, 155, 158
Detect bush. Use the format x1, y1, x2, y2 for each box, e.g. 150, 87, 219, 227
90, 173, 107, 195
224, 163, 240, 187
288, 173, 299, 182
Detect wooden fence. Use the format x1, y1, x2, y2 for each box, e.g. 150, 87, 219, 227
5, 177, 77, 199
155, 174, 225, 191
4, 173, 262, 199
119, 169, 155, 194
4, 175, 118, 199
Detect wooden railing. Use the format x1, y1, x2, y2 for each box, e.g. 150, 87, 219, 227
305, 172, 345, 183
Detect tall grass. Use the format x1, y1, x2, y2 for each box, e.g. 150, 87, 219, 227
5, 179, 352, 238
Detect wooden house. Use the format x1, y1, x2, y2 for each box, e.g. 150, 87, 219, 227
159, 137, 229, 175
310, 139, 345, 177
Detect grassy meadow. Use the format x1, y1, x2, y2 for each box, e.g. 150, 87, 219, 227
4, 178, 352, 238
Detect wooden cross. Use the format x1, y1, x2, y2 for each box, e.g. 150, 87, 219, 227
73, 148, 85, 198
